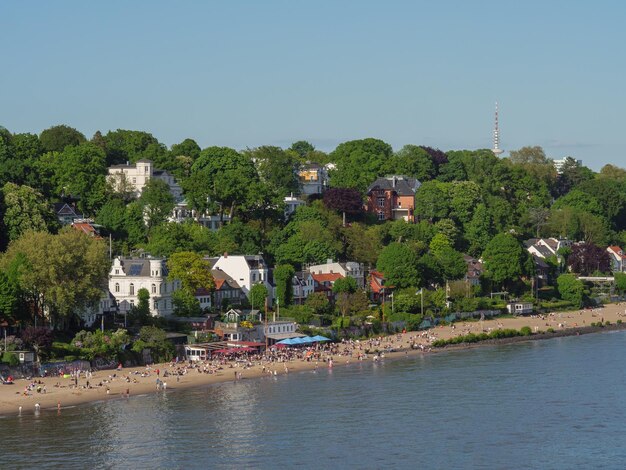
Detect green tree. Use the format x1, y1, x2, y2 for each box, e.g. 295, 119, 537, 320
433, 246, 467, 281
376, 242, 420, 288
289, 140, 316, 159
184, 146, 257, 223
329, 138, 393, 192
132, 325, 174, 362
274, 264, 295, 307
332, 276, 358, 294
614, 272, 626, 294
385, 145, 435, 181
55, 142, 108, 214
0, 228, 110, 327
171, 138, 201, 160
39, 125, 86, 152
248, 146, 299, 198
305, 292, 330, 315
557, 274, 584, 307
0, 271, 19, 323
482, 233, 529, 290
172, 289, 202, 317
414, 180, 449, 221
139, 179, 175, 230
249, 283, 269, 311
1, 183, 56, 241
167, 251, 215, 293
143, 222, 217, 257
465, 203, 492, 255
103, 129, 164, 165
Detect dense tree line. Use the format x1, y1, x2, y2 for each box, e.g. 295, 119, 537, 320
2, 124, 626, 327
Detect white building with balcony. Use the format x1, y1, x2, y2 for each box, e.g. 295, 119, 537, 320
109, 256, 180, 317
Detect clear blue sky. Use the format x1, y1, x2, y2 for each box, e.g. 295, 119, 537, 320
2, 1, 625, 169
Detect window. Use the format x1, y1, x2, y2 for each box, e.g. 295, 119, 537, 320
115, 269, 119, 275
159, 284, 162, 294
115, 283, 120, 293
152, 284, 156, 294
252, 273, 256, 282
398, 201, 402, 207
132, 177, 136, 184
377, 211, 385, 221
377, 197, 385, 208
144, 165, 148, 173
154, 300, 158, 310
129, 283, 135, 296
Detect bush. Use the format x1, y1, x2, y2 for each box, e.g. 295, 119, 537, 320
617, 320, 623, 324
1, 352, 19, 366
546, 328, 555, 333
520, 326, 532, 336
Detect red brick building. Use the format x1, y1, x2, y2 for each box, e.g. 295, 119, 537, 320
366, 176, 421, 222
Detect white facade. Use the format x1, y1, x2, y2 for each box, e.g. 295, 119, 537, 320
284, 194, 305, 220
306, 259, 365, 289
109, 256, 180, 317
293, 271, 315, 303
107, 159, 183, 201
553, 158, 583, 174
169, 200, 231, 230
298, 164, 329, 196
607, 246, 626, 273
211, 254, 273, 301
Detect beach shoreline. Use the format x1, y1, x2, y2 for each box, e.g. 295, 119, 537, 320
2, 303, 625, 417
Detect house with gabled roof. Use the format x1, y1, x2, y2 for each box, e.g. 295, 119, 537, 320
607, 246, 626, 272
306, 259, 365, 288
366, 175, 421, 222
53, 202, 83, 226
207, 253, 273, 303
71, 219, 102, 239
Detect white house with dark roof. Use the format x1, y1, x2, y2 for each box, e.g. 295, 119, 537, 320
109, 256, 181, 317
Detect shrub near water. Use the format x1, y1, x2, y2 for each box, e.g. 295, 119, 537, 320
432, 326, 534, 347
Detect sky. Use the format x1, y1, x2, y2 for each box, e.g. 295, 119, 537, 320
2, 0, 625, 170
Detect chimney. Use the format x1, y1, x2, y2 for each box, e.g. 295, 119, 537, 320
224, 252, 228, 258
393, 176, 397, 187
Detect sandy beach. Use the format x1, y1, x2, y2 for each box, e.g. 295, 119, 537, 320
2, 302, 625, 417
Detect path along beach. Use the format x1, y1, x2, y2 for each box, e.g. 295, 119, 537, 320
2, 303, 626, 417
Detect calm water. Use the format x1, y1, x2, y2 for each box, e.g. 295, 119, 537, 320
2, 331, 626, 469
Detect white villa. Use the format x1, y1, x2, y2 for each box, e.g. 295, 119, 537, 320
209, 254, 273, 302
107, 159, 183, 201
109, 256, 180, 317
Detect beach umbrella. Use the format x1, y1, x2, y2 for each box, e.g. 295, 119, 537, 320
311, 335, 331, 342
277, 338, 294, 345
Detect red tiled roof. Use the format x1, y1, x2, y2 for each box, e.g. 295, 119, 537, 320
369, 271, 384, 294
71, 223, 102, 239
311, 273, 343, 283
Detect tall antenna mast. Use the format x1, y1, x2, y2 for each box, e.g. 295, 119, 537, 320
492, 101, 503, 156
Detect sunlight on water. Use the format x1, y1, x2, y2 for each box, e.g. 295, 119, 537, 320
2, 331, 626, 469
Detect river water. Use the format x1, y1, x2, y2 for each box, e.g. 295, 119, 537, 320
1, 331, 625, 469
